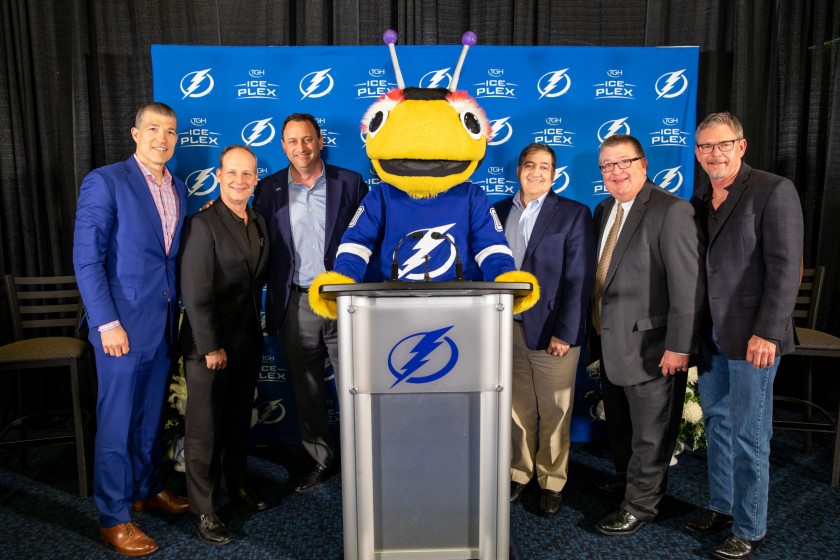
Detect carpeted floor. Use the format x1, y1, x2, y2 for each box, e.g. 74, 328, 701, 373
1, 424, 838, 559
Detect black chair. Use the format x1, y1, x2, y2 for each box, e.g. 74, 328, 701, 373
772, 266, 840, 487
0, 274, 90, 497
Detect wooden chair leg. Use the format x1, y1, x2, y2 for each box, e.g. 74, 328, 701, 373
70, 360, 88, 498
804, 356, 813, 452
832, 398, 840, 488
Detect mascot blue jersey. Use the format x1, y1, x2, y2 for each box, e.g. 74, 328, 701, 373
334, 181, 515, 283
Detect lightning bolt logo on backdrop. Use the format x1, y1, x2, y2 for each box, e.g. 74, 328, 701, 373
179, 69, 214, 99
487, 117, 513, 146
186, 167, 219, 197
398, 225, 457, 280
553, 166, 570, 193
653, 166, 684, 193
597, 117, 631, 143
300, 69, 334, 99
388, 326, 459, 388
537, 69, 572, 99
655, 69, 688, 99
420, 68, 452, 89
241, 118, 276, 147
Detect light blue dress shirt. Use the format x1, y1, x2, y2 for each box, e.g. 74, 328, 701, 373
288, 166, 327, 287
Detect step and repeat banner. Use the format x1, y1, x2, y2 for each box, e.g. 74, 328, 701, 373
152, 44, 698, 444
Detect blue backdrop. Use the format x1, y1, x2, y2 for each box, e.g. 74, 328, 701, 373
152, 44, 699, 444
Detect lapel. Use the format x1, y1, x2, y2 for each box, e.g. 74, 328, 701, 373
523, 191, 559, 265
123, 157, 166, 252
324, 164, 340, 247
213, 202, 255, 278
604, 180, 652, 291
707, 163, 751, 248
275, 167, 294, 255
170, 175, 188, 256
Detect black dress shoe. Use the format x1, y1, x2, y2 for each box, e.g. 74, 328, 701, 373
510, 482, 525, 503
191, 513, 231, 546
712, 533, 762, 559
593, 479, 626, 496
596, 508, 647, 536
233, 487, 269, 511
539, 490, 562, 517
684, 510, 734, 535
295, 463, 329, 493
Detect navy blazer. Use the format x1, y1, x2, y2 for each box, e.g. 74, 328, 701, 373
252, 163, 367, 333
494, 191, 596, 350
74, 156, 187, 351
691, 163, 803, 359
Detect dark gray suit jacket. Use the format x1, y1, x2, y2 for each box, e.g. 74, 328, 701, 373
690, 163, 803, 360
594, 180, 705, 386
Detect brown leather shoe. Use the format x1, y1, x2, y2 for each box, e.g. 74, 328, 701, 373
132, 489, 189, 514
99, 521, 159, 556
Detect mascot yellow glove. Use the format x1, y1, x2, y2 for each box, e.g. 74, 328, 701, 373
494, 270, 540, 315
308, 271, 355, 320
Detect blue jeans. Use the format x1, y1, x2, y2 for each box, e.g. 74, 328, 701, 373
697, 329, 779, 541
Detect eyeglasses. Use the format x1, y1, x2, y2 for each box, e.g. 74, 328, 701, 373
598, 156, 643, 173
696, 139, 742, 154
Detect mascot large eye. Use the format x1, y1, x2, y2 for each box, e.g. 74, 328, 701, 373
368, 110, 388, 137
460, 112, 482, 140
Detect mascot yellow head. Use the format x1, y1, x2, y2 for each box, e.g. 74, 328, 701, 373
361, 31, 492, 199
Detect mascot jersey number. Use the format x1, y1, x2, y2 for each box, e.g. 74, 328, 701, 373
309, 30, 539, 319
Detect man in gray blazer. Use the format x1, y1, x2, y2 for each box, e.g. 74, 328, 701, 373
592, 134, 704, 536
683, 113, 803, 560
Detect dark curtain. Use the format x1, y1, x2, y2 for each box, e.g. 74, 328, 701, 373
1, 0, 838, 341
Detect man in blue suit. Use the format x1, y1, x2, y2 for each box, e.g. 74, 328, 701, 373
494, 143, 596, 516
252, 113, 367, 492
74, 102, 189, 556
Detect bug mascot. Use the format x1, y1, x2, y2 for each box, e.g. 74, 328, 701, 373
309, 30, 539, 319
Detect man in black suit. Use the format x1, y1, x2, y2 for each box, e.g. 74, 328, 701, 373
683, 113, 803, 560
252, 113, 367, 492
592, 134, 704, 536
493, 143, 596, 516
180, 145, 269, 545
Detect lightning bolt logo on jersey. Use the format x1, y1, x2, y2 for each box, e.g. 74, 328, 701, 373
333, 182, 515, 284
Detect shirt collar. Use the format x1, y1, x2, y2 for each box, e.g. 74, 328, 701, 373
133, 154, 172, 185
513, 189, 549, 212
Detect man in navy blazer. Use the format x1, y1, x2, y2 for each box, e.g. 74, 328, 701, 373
73, 102, 189, 556
683, 113, 803, 560
252, 113, 367, 492
494, 143, 596, 516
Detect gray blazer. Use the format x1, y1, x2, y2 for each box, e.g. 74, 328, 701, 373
691, 163, 804, 359
594, 180, 705, 386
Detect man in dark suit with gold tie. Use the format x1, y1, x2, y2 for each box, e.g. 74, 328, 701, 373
591, 134, 705, 536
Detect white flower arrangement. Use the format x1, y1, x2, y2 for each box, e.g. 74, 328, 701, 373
586, 361, 707, 450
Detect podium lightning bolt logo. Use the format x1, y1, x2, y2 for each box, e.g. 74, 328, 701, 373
388, 326, 459, 388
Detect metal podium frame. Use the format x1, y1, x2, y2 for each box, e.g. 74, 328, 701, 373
321, 281, 531, 560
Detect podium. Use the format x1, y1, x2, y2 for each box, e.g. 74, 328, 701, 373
321, 281, 532, 560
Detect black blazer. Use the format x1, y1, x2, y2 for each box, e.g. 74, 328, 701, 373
691, 163, 804, 359
252, 164, 367, 334
179, 201, 269, 359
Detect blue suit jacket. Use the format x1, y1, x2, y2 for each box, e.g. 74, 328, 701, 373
252, 163, 367, 334
73, 156, 187, 351
494, 191, 596, 350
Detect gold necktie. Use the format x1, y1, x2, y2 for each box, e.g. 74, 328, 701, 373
592, 203, 624, 334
